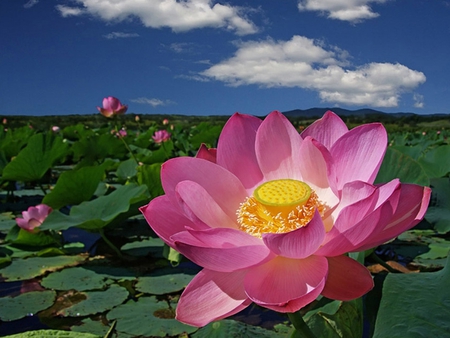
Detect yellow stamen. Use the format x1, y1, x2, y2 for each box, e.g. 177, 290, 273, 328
237, 179, 326, 238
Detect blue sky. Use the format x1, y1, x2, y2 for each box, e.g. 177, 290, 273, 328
1, 0, 449, 116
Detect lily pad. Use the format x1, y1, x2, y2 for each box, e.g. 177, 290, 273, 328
41, 267, 110, 291
0, 290, 56, 321
57, 284, 129, 317
107, 296, 197, 337
2, 330, 100, 338
373, 255, 450, 337
120, 237, 164, 257
192, 319, 280, 338
0, 255, 86, 281
135, 273, 194, 295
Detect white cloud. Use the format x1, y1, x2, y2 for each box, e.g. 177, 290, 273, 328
103, 32, 139, 39
56, 0, 257, 35
413, 94, 424, 108
298, 0, 388, 23
131, 97, 176, 107
200, 35, 426, 107
56, 5, 85, 17
24, 0, 39, 9
168, 42, 195, 53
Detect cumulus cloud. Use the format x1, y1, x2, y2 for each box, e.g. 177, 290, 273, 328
56, 0, 257, 35
298, 0, 388, 23
200, 35, 426, 107
131, 97, 176, 107
24, 0, 39, 9
103, 32, 139, 39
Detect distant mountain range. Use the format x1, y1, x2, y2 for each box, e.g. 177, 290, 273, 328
282, 107, 420, 118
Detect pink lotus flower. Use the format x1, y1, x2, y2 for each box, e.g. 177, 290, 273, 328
16, 204, 52, 232
140, 111, 431, 327
52, 126, 60, 133
162, 118, 169, 125
97, 96, 128, 118
152, 130, 171, 143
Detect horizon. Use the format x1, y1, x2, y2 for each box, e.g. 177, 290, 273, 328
2, 1, 450, 117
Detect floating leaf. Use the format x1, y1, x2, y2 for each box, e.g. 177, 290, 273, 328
0, 290, 56, 321
2, 132, 69, 182
192, 319, 280, 338
0, 255, 86, 281
72, 318, 130, 338
57, 284, 128, 317
2, 329, 100, 338
107, 296, 197, 337
40, 184, 149, 231
42, 165, 106, 209
373, 255, 450, 337
120, 238, 164, 257
135, 273, 194, 295
416, 242, 450, 260
41, 267, 110, 291
375, 147, 429, 186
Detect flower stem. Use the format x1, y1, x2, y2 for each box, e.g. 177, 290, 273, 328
288, 311, 317, 338
115, 126, 140, 166
368, 252, 401, 273
98, 228, 123, 259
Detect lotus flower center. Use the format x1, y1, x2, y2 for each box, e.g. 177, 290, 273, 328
237, 179, 324, 238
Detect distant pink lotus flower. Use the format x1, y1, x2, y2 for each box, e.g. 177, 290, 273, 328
16, 204, 52, 232
152, 130, 171, 143
52, 126, 60, 133
97, 96, 128, 118
141, 111, 431, 327
162, 118, 169, 125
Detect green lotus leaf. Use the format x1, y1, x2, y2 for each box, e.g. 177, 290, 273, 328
192, 319, 280, 338
2, 132, 69, 182
2, 330, 100, 338
137, 163, 164, 198
40, 184, 149, 231
42, 164, 106, 209
0, 255, 86, 281
135, 273, 194, 295
57, 284, 128, 317
418, 144, 450, 178
373, 255, 450, 337
0, 290, 56, 321
375, 147, 429, 186
107, 296, 197, 337
120, 237, 164, 257
41, 267, 110, 291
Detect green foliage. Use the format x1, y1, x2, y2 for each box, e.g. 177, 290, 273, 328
106, 296, 197, 337
373, 255, 450, 337
192, 319, 281, 338
135, 272, 194, 295
40, 184, 149, 231
42, 164, 107, 209
0, 255, 86, 281
2, 132, 69, 182
0, 290, 56, 321
41, 267, 111, 291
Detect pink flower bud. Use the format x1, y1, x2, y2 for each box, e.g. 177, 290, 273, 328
97, 96, 128, 118
152, 130, 171, 144
16, 204, 52, 232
